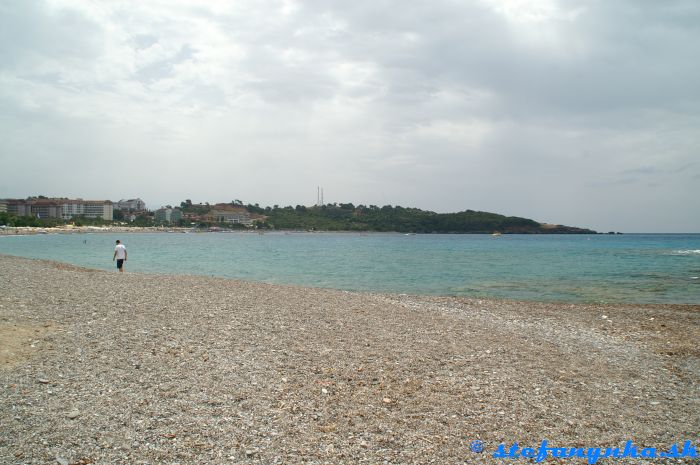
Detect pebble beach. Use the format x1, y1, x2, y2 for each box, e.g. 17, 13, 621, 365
1, 254, 698, 464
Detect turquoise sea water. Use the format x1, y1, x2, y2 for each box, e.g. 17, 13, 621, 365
1, 231, 698, 304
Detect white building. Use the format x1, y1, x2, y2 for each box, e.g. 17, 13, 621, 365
155, 207, 182, 224
117, 198, 146, 211
84, 200, 113, 220
2, 198, 113, 220
210, 210, 252, 225
61, 199, 113, 220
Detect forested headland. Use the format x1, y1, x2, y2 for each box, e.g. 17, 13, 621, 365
242, 203, 596, 234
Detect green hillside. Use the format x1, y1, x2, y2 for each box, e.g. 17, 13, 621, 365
246, 203, 596, 234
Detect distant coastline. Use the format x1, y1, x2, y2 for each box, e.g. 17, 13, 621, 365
0, 225, 190, 236
2, 198, 600, 234
0, 225, 602, 236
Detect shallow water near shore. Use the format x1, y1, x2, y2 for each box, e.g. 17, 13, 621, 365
1, 231, 698, 304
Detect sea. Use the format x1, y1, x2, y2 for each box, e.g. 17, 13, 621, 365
0, 231, 698, 304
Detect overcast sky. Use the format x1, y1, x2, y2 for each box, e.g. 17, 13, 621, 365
1, 0, 698, 232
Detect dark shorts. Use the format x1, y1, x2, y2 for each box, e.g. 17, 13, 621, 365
116, 259, 124, 269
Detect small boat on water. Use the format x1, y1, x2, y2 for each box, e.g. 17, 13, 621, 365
491, 231, 502, 237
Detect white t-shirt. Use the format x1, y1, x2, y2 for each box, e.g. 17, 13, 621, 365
115, 244, 127, 259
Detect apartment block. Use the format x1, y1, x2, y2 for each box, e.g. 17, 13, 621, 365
210, 210, 252, 226
154, 207, 183, 224
1, 198, 113, 220
117, 198, 146, 211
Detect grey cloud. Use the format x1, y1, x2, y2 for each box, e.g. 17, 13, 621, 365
0, 1, 102, 69
135, 44, 195, 84
619, 166, 659, 176
1, 0, 698, 231
288, 0, 700, 124
133, 34, 159, 50
620, 162, 697, 177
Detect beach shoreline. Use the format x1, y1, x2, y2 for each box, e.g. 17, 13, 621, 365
0, 225, 623, 236
0, 226, 199, 236
1, 254, 698, 464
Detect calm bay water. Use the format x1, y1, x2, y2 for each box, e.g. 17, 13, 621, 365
1, 231, 698, 304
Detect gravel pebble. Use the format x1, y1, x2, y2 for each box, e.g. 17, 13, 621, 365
0, 254, 698, 464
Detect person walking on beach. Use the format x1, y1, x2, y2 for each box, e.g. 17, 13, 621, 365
113, 239, 127, 272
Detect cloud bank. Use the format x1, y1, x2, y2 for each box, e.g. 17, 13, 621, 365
1, 0, 698, 231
